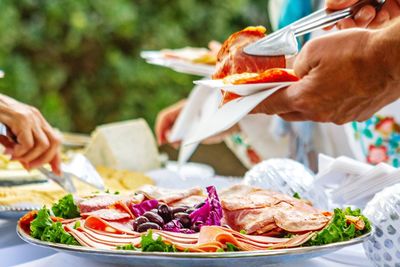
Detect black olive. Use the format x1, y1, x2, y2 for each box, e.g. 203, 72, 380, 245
137, 222, 161, 232
171, 206, 188, 214
143, 211, 164, 227
150, 208, 158, 214
185, 207, 195, 214
158, 204, 172, 223
132, 216, 149, 231
174, 212, 191, 228
194, 202, 205, 209
190, 221, 203, 232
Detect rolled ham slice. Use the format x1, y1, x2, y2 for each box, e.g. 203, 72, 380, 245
136, 185, 203, 204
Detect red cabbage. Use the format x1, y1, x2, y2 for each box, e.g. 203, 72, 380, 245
163, 219, 195, 234
130, 199, 158, 217
189, 186, 223, 229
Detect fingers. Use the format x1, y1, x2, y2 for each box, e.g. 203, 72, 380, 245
354, 6, 376, 27
12, 129, 35, 159
28, 128, 61, 171
326, 0, 359, 10
368, 9, 390, 28
16, 121, 50, 166
155, 100, 185, 145
49, 152, 62, 176
279, 112, 308, 122
251, 85, 298, 115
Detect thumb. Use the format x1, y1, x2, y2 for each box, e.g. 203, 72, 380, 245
326, 0, 359, 10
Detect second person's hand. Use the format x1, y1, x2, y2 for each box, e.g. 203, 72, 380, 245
0, 94, 62, 175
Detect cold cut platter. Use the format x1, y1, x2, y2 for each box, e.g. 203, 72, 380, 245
17, 184, 372, 266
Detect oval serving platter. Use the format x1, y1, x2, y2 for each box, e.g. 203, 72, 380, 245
17, 224, 372, 267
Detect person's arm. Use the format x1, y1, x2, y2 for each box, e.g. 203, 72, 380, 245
0, 94, 61, 174
252, 18, 400, 124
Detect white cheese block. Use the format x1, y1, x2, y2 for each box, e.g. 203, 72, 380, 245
84, 119, 161, 172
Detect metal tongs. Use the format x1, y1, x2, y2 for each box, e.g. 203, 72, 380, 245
0, 123, 105, 193
244, 0, 386, 56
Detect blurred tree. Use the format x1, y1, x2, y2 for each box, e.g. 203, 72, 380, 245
0, 0, 271, 133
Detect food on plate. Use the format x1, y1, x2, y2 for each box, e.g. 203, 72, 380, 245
223, 69, 299, 85
18, 185, 371, 252
212, 26, 286, 80
161, 41, 221, 65
212, 26, 298, 104
0, 166, 154, 207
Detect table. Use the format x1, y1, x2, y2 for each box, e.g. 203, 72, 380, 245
0, 219, 373, 267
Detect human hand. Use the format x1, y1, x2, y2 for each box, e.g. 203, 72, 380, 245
155, 99, 240, 147
252, 28, 400, 124
326, 0, 400, 29
0, 95, 62, 175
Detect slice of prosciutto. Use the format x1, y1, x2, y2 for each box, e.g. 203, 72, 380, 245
136, 185, 203, 204
212, 26, 286, 80
220, 185, 330, 235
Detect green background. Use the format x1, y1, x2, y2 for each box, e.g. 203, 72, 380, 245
0, 0, 271, 133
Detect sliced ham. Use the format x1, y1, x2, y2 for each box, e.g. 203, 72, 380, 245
78, 195, 125, 213
212, 26, 286, 79
220, 185, 329, 235
84, 216, 137, 235
169, 195, 205, 208
81, 209, 131, 221
136, 185, 203, 204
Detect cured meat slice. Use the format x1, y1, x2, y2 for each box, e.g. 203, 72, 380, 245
136, 185, 203, 204
84, 216, 138, 235
220, 185, 329, 235
78, 195, 125, 213
220, 184, 294, 211
223, 69, 298, 85
273, 202, 330, 233
169, 195, 205, 208
81, 209, 131, 221
213, 26, 286, 79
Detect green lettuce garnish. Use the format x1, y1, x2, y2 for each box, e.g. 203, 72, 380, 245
293, 192, 301, 199
30, 207, 79, 246
226, 242, 240, 252
51, 194, 80, 219
117, 231, 177, 252
305, 207, 371, 246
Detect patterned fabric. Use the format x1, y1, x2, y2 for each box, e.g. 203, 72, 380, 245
351, 116, 400, 167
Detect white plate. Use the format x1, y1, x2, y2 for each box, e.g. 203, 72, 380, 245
194, 79, 294, 96
17, 225, 371, 267
141, 51, 215, 77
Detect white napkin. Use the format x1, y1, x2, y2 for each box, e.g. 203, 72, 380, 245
168, 84, 221, 164
316, 154, 399, 207
183, 85, 288, 146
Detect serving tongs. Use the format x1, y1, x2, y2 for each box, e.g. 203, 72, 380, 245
0, 123, 105, 193
244, 0, 386, 56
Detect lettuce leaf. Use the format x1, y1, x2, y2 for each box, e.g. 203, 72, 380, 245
30, 207, 53, 239
30, 207, 79, 246
51, 194, 80, 219
141, 230, 177, 252
305, 207, 371, 246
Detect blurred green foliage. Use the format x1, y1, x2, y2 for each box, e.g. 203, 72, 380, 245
0, 0, 270, 133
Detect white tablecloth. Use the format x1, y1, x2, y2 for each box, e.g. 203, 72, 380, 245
0, 219, 373, 267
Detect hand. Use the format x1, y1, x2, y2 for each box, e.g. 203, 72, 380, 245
155, 99, 240, 147
252, 27, 400, 124
326, 0, 400, 29
155, 99, 186, 146
0, 94, 62, 175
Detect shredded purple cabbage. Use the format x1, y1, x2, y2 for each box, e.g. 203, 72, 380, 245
163, 219, 195, 234
130, 199, 158, 217
189, 186, 223, 229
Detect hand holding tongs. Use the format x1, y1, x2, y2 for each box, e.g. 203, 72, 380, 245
0, 123, 105, 193
244, 0, 386, 56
